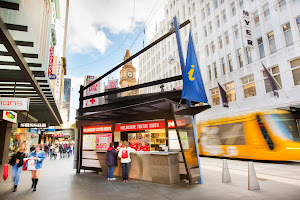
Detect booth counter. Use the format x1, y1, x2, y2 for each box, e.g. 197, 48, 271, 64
97, 151, 180, 184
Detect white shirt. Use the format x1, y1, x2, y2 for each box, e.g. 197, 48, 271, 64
118, 147, 136, 163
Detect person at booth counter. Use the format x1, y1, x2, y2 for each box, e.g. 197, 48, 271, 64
116, 141, 124, 151
118, 141, 136, 182
28, 144, 45, 191
129, 139, 139, 151
106, 142, 118, 180
138, 141, 149, 151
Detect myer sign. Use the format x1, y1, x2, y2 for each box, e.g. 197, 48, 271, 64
0, 97, 30, 111
18, 123, 49, 128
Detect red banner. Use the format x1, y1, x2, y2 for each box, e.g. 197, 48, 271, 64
48, 46, 54, 75
167, 119, 186, 128
83, 125, 112, 133
115, 121, 165, 132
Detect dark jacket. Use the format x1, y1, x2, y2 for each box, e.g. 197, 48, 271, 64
9, 151, 26, 167
106, 147, 118, 166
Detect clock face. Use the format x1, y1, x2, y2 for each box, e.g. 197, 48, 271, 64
127, 71, 133, 78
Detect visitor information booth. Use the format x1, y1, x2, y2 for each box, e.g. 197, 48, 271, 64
76, 92, 210, 184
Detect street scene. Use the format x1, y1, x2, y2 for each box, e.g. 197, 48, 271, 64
1, 0, 300, 199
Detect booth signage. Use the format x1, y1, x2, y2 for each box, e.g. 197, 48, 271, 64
83, 125, 112, 133
0, 97, 30, 111
2, 111, 17, 123
18, 123, 49, 128
167, 119, 186, 128
51, 133, 63, 137
115, 121, 165, 132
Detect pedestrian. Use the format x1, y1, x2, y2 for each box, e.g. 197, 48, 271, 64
54, 145, 59, 159
49, 144, 54, 160
9, 142, 27, 192
116, 141, 124, 151
106, 142, 118, 181
44, 144, 49, 157
138, 141, 149, 151
28, 144, 45, 191
30, 145, 35, 152
59, 145, 63, 158
118, 141, 136, 182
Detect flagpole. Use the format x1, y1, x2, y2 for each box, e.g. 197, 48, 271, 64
173, 16, 203, 184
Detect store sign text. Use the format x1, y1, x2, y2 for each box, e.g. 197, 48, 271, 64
115, 121, 165, 131
83, 125, 112, 133
0, 97, 29, 111
18, 123, 49, 128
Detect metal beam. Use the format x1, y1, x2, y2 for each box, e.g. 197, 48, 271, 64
0, 16, 62, 125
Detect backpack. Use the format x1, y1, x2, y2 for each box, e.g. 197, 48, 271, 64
121, 149, 128, 159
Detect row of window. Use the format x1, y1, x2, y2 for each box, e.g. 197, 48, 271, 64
210, 58, 300, 106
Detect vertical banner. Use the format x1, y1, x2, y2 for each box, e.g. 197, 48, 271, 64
108, 79, 118, 89
84, 76, 101, 107
48, 46, 54, 75
55, 57, 62, 103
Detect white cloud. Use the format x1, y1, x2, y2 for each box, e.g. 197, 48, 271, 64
67, 0, 166, 54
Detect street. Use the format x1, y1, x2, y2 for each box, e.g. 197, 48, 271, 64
1, 155, 300, 200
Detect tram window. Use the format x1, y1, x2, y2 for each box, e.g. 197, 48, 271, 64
257, 115, 274, 150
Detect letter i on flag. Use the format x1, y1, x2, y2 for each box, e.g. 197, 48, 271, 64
182, 32, 208, 103
217, 82, 229, 108
262, 62, 279, 98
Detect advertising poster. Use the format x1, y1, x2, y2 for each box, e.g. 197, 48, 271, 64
168, 130, 189, 150
83, 133, 112, 150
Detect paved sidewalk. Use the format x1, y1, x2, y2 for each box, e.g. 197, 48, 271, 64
0, 155, 299, 200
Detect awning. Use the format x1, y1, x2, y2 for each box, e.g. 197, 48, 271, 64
0, 0, 62, 125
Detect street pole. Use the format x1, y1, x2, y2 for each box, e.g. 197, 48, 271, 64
173, 16, 203, 184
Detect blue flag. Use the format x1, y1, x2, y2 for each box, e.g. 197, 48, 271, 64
182, 32, 208, 103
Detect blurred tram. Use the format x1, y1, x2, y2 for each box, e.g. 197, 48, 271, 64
197, 109, 300, 161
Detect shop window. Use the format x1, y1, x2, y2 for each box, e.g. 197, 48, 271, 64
215, 0, 218, 9
246, 47, 252, 64
282, 22, 293, 46
237, 48, 243, 68
216, 15, 220, 28
208, 65, 212, 81
219, 36, 223, 49
225, 31, 229, 45
207, 3, 211, 16
211, 87, 220, 106
291, 58, 300, 85
253, 10, 260, 27
202, 8, 206, 20
213, 62, 217, 78
234, 25, 239, 39
206, 45, 209, 56
225, 81, 236, 102
204, 26, 208, 37
263, 65, 282, 93
209, 21, 212, 33
257, 37, 265, 58
267, 31, 276, 54
242, 74, 256, 98
263, 3, 270, 21
231, 2, 236, 16
227, 53, 233, 72
211, 42, 215, 54
296, 17, 300, 36
239, 0, 244, 8
222, 10, 227, 23
279, 0, 287, 11
221, 57, 226, 74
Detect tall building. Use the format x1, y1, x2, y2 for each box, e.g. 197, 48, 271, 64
120, 50, 139, 96
139, 0, 300, 121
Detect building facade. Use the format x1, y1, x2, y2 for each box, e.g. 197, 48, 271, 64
139, 0, 300, 121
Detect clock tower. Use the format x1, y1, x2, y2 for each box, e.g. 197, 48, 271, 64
120, 50, 138, 96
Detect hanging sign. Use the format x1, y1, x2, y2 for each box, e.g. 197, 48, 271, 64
115, 121, 165, 132
0, 97, 30, 111
2, 111, 17, 123
83, 125, 112, 134
18, 122, 49, 128
242, 10, 253, 48
167, 119, 186, 128
48, 46, 55, 75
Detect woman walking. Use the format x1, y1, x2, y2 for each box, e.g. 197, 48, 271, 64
28, 144, 45, 191
9, 142, 27, 192
118, 141, 136, 182
106, 142, 118, 180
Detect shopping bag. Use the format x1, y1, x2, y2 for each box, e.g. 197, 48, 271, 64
22, 158, 29, 171
27, 159, 36, 171
3, 164, 8, 181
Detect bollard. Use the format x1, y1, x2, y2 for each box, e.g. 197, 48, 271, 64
222, 159, 231, 183
248, 161, 260, 190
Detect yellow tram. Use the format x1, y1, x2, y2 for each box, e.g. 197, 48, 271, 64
197, 109, 300, 161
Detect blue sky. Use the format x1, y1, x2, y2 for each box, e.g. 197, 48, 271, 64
65, 0, 165, 124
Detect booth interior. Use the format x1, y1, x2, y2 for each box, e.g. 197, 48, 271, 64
76, 90, 210, 184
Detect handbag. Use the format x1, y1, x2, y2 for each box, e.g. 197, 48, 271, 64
3, 164, 8, 180
22, 159, 29, 171
27, 159, 36, 171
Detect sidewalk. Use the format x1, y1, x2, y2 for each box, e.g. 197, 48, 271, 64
0, 155, 299, 200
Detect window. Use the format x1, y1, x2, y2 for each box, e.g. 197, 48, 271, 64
207, 3, 211, 16
297, 17, 300, 36
211, 42, 215, 54
208, 65, 212, 81
220, 0, 224, 4
246, 47, 252, 64
231, 2, 236, 16
209, 21, 212, 33
193, 16, 197, 27
291, 58, 300, 85
206, 45, 209, 56
234, 25, 239, 39
222, 10, 227, 23
225, 81, 236, 102
257, 37, 265, 58
211, 87, 220, 106
263, 66, 282, 93
282, 23, 293, 46
202, 8, 206, 20
216, 15, 220, 28
225, 31, 229, 45
218, 36, 223, 49
279, 0, 287, 11
192, 2, 195, 12
204, 26, 208, 37
253, 10, 260, 27
242, 74, 256, 98
228, 54, 233, 72
213, 62, 217, 78
267, 31, 276, 54
239, 0, 244, 8
221, 57, 226, 74
263, 4, 270, 21
237, 48, 243, 68
215, 0, 218, 9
